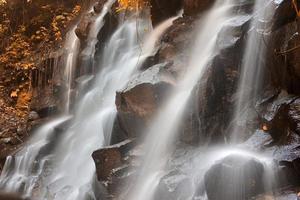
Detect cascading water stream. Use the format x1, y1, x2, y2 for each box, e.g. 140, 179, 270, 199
126, 1, 234, 200
0, 24, 80, 196
0, 116, 71, 197
39, 13, 180, 200
230, 1, 276, 142
0, 3, 179, 198
64, 27, 80, 113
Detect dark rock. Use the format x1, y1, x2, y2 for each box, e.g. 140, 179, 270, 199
94, 0, 106, 13
196, 14, 250, 144
28, 111, 39, 121
271, 0, 299, 31
0, 192, 30, 200
35, 105, 58, 119
257, 93, 300, 142
92, 139, 135, 181
92, 139, 140, 197
267, 18, 300, 95
204, 155, 265, 200
150, 0, 182, 25
116, 63, 175, 137
183, 0, 214, 16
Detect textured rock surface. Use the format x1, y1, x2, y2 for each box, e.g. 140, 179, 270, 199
204, 155, 265, 200
115, 64, 175, 138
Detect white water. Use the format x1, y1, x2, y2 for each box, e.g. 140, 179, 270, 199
0, 116, 71, 197
0, 4, 178, 198
231, 1, 276, 142
127, 1, 234, 200
37, 13, 178, 200
64, 27, 80, 113
0, 25, 80, 197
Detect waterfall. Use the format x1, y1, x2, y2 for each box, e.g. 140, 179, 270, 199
0, 2, 179, 199
0, 24, 80, 196
230, 1, 276, 142
126, 1, 234, 200
64, 27, 80, 113
0, 116, 72, 197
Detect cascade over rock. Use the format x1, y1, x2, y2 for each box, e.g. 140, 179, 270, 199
204, 155, 265, 200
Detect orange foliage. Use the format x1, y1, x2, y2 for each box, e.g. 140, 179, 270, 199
117, 0, 148, 11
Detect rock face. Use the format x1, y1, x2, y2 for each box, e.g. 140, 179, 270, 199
92, 140, 139, 196
114, 64, 175, 139
183, 0, 214, 16
204, 155, 265, 200
150, 0, 182, 25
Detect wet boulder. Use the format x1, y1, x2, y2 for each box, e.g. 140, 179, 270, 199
115, 63, 175, 138
92, 139, 141, 196
257, 93, 300, 142
204, 155, 265, 200
195, 14, 251, 144
92, 139, 135, 181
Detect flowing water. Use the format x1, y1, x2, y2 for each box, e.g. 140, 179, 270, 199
0, 116, 71, 197
0, 4, 179, 200
231, 0, 276, 142
127, 1, 234, 200
0, 0, 280, 200
64, 27, 80, 113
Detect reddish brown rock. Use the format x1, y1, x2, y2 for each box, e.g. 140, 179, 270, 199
115, 64, 175, 138
150, 0, 182, 25
183, 0, 214, 16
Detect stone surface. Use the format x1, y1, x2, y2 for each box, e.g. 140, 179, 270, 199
150, 0, 182, 25
0, 192, 30, 200
204, 155, 265, 200
115, 63, 175, 138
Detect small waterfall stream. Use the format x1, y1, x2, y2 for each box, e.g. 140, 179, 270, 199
64, 26, 80, 113
127, 1, 234, 200
231, 1, 276, 142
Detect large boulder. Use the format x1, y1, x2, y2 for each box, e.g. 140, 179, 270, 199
204, 155, 265, 200
92, 139, 140, 196
115, 63, 175, 138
